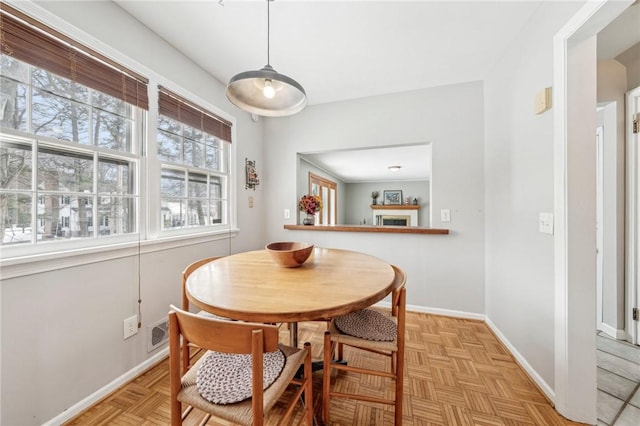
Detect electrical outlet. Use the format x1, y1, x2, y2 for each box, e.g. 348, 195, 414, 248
124, 315, 138, 339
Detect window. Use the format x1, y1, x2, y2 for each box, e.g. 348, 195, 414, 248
0, 5, 147, 249
309, 172, 337, 225
1, 55, 141, 246
157, 87, 231, 232
0, 5, 234, 256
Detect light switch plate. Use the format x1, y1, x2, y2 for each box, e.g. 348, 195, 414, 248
284, 209, 290, 219
534, 87, 552, 114
539, 212, 554, 234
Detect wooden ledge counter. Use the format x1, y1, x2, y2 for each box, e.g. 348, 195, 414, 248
284, 224, 449, 234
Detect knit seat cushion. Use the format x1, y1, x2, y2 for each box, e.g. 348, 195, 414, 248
334, 308, 397, 341
196, 349, 285, 405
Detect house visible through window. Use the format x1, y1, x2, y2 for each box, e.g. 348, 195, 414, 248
0, 5, 234, 254
157, 87, 231, 231
0, 55, 140, 246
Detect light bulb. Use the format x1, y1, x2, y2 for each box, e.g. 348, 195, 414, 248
263, 79, 275, 99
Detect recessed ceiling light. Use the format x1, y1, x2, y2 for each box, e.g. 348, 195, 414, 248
388, 165, 402, 172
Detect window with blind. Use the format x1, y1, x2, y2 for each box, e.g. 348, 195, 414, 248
157, 87, 231, 231
0, 4, 234, 253
0, 5, 146, 248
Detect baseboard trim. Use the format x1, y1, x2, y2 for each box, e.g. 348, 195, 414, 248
484, 317, 555, 403
408, 304, 486, 321
42, 347, 169, 425
374, 301, 486, 321
598, 322, 626, 340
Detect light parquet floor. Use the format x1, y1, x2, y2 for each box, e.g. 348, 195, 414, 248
65, 312, 586, 426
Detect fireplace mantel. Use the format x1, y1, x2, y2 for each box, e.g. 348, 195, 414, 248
371, 204, 419, 226
370, 205, 419, 210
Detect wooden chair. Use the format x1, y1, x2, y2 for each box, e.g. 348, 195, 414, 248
169, 305, 314, 426
181, 256, 225, 372
322, 265, 407, 425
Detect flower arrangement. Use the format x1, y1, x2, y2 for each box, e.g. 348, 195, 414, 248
299, 194, 322, 215
371, 190, 379, 205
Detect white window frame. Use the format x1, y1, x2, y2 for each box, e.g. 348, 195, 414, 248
0, 53, 145, 258
154, 95, 232, 236
0, 1, 237, 272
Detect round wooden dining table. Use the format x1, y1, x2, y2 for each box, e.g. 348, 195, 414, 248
185, 246, 396, 346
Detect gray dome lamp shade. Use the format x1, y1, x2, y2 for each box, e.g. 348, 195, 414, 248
226, 0, 307, 117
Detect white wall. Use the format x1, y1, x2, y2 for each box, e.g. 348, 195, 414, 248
1, 2, 263, 424
263, 82, 485, 314
616, 43, 640, 89
484, 1, 584, 392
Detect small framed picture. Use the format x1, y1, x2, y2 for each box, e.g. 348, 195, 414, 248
383, 190, 403, 205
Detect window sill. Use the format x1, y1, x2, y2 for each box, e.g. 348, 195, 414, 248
283, 224, 449, 234
0, 228, 238, 280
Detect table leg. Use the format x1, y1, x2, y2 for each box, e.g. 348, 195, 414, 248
289, 322, 298, 347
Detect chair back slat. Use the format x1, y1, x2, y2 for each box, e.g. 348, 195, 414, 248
391, 265, 407, 317
170, 305, 280, 354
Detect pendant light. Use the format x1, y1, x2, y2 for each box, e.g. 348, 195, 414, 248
226, 0, 307, 117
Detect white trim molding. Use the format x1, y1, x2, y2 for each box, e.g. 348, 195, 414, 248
0, 229, 238, 280
485, 317, 555, 401
598, 322, 627, 340
553, 0, 633, 423
404, 303, 486, 321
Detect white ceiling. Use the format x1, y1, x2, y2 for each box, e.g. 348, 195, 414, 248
114, 0, 639, 182
115, 0, 545, 106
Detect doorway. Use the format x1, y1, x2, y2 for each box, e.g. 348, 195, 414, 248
595, 101, 625, 341
553, 0, 636, 422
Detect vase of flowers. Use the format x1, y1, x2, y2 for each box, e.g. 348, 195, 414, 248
299, 194, 322, 225
371, 191, 379, 205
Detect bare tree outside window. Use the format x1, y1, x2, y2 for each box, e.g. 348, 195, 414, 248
157, 109, 229, 231
0, 55, 138, 246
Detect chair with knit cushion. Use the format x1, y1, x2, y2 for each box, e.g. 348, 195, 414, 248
169, 305, 314, 426
322, 265, 407, 425
181, 256, 226, 372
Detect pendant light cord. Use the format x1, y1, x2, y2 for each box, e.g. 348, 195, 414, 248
266, 0, 271, 66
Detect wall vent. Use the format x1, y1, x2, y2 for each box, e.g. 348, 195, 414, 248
147, 318, 169, 352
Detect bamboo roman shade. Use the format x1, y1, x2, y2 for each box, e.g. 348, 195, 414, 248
158, 87, 232, 142
0, 3, 149, 109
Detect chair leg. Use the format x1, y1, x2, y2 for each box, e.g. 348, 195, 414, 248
322, 331, 331, 424
303, 342, 313, 425
394, 353, 404, 425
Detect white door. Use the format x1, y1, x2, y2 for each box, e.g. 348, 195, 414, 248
629, 86, 640, 344
596, 125, 604, 331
